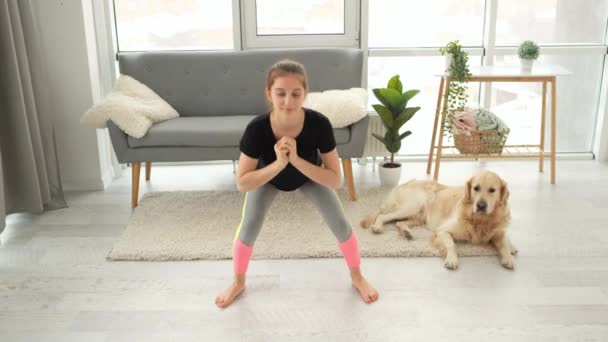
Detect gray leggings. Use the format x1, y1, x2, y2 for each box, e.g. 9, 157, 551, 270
234, 181, 352, 246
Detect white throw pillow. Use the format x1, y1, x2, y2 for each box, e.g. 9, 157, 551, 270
303, 87, 367, 128
80, 75, 179, 138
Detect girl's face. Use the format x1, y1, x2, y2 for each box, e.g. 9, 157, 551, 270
266, 74, 307, 117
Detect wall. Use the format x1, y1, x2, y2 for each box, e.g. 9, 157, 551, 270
34, 0, 116, 190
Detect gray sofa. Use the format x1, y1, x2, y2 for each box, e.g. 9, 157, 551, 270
108, 48, 369, 207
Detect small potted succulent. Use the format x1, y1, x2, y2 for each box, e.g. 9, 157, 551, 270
518, 40, 540, 72
371, 75, 420, 186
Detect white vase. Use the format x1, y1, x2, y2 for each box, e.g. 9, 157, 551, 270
520, 58, 534, 72
444, 53, 453, 72
379, 162, 402, 187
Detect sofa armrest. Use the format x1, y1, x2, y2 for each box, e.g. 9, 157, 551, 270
107, 121, 131, 163
337, 115, 370, 158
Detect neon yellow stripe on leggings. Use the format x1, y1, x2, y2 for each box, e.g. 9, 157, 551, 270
233, 192, 248, 241
334, 190, 346, 212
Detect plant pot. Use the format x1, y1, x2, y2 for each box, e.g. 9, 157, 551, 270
520, 58, 534, 72
444, 53, 453, 71
379, 162, 402, 187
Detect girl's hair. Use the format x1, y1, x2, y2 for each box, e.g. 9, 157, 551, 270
265, 59, 309, 91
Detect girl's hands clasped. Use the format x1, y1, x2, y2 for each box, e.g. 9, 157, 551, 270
274, 139, 290, 167
278, 136, 299, 164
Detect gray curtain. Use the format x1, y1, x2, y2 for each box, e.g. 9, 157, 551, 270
0, 149, 5, 233
0, 0, 67, 235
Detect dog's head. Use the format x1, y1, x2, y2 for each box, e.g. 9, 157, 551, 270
464, 170, 509, 215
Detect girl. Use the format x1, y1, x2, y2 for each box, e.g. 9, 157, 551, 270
215, 59, 378, 308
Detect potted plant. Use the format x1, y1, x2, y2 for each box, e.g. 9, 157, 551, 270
439, 40, 461, 71
518, 40, 540, 72
439, 40, 472, 140
371, 75, 420, 186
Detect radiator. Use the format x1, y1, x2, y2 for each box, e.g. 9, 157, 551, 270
363, 114, 390, 157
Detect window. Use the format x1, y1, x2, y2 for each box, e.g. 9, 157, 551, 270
256, 0, 345, 35
367, 0, 607, 155
495, 0, 608, 45
241, 0, 358, 48
113, 0, 234, 51
492, 0, 608, 154
368, 0, 485, 48
489, 51, 605, 152
367, 0, 486, 155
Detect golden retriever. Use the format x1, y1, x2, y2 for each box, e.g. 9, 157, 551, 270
360, 170, 517, 270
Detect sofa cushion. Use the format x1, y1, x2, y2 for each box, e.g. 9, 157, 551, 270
128, 116, 351, 148
303, 88, 367, 128
80, 75, 179, 138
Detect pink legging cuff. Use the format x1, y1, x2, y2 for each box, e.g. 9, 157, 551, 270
338, 232, 361, 268
233, 239, 253, 274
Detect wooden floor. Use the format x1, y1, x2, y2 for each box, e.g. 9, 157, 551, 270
1, 159, 608, 341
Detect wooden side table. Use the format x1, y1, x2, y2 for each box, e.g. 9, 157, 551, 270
426, 65, 570, 184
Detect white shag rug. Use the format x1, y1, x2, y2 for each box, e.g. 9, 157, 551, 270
107, 188, 497, 261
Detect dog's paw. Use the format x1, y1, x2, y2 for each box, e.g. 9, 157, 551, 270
509, 240, 518, 255
400, 228, 413, 240
395, 223, 413, 239
371, 225, 385, 234
444, 256, 459, 270
501, 256, 515, 270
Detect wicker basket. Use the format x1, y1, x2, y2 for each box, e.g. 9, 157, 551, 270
454, 129, 509, 155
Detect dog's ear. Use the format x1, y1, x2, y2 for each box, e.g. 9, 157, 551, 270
464, 177, 473, 203
500, 180, 510, 205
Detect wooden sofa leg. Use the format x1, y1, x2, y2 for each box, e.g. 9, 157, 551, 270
341, 158, 357, 202
132, 162, 141, 208
145, 161, 151, 181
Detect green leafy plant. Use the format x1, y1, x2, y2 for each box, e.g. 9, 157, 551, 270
439, 40, 461, 56
371, 75, 420, 167
439, 40, 472, 139
518, 40, 540, 60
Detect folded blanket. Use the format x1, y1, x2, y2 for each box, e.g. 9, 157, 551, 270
452, 107, 477, 135
475, 107, 509, 134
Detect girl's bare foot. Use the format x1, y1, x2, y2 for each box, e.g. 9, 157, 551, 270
215, 281, 245, 308
351, 275, 379, 304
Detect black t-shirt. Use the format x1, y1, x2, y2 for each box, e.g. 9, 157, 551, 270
239, 108, 336, 191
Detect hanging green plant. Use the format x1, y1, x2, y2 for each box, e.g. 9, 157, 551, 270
439, 40, 472, 139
